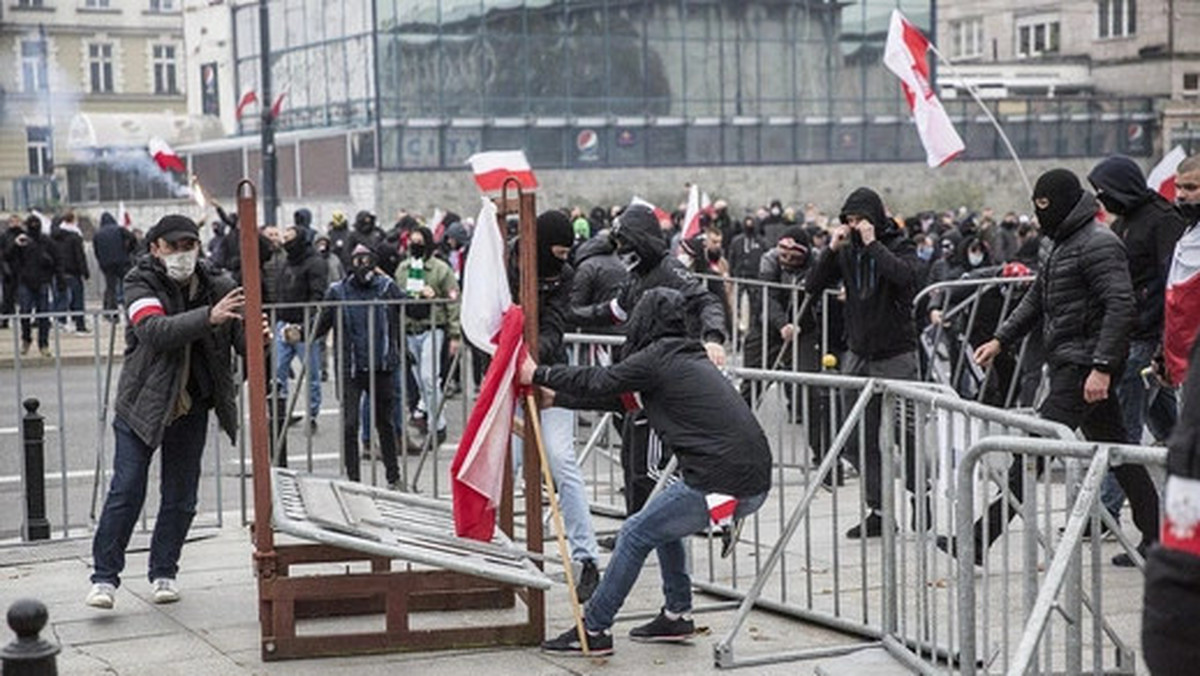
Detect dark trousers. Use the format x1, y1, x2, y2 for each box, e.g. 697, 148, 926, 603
54, 274, 86, 329
101, 267, 126, 313
17, 282, 51, 347
0, 273, 15, 319
975, 362, 1161, 550
92, 409, 208, 586
841, 350, 921, 511
740, 329, 833, 463
341, 370, 399, 485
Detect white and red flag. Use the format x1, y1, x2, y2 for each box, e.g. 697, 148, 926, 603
705, 493, 738, 529
1163, 475, 1200, 559
430, 208, 446, 243
466, 150, 538, 193
117, 200, 131, 227
148, 137, 185, 173
269, 91, 287, 120
235, 90, 258, 121
1148, 146, 1188, 202
883, 9, 964, 168
680, 184, 714, 241
631, 195, 673, 229
1164, 221, 1200, 385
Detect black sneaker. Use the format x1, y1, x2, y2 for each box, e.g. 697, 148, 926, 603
1058, 520, 1118, 542
629, 609, 696, 643
576, 559, 599, 603
720, 518, 745, 559
541, 626, 613, 656
1112, 543, 1148, 568
597, 534, 618, 552
436, 428, 448, 446
845, 511, 894, 539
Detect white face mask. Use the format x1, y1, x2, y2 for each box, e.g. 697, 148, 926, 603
162, 248, 199, 282
968, 251, 985, 267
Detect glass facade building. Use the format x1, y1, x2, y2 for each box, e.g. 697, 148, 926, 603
231, 0, 1155, 172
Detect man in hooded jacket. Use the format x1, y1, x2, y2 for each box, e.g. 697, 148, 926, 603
93, 211, 138, 316
273, 223, 330, 436
575, 204, 727, 514
805, 187, 924, 539
524, 287, 771, 656
1087, 155, 1188, 541
974, 168, 1160, 567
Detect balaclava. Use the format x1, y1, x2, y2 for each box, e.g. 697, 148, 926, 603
536, 210, 575, 279
1032, 169, 1084, 240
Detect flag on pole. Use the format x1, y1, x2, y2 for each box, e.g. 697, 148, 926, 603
452, 196, 525, 540
680, 184, 704, 241
467, 150, 538, 193
430, 208, 446, 243
148, 137, 185, 173
631, 196, 672, 229
1148, 146, 1188, 202
117, 200, 131, 228
883, 9, 965, 168
460, 198, 513, 356
235, 90, 258, 121
269, 91, 287, 120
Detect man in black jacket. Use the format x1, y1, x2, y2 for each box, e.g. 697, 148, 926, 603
805, 187, 923, 538
1087, 155, 1188, 540
524, 288, 771, 656
274, 224, 330, 435
87, 215, 251, 610
93, 211, 138, 317
574, 204, 727, 514
5, 214, 59, 356
51, 211, 90, 332
974, 168, 1160, 567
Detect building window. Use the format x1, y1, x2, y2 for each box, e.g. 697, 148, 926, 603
950, 18, 984, 60
1017, 18, 1060, 57
16, 0, 45, 7
20, 40, 48, 92
149, 0, 174, 11
27, 127, 52, 176
1098, 0, 1137, 38
88, 43, 114, 93
153, 45, 177, 94
84, 0, 110, 7
1185, 73, 1199, 94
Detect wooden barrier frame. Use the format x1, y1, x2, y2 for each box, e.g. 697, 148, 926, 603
240, 180, 546, 660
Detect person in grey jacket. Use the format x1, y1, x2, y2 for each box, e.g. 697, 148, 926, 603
87, 215, 256, 610
972, 168, 1160, 567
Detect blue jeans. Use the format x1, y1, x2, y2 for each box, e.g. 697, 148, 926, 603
407, 329, 446, 432
53, 274, 86, 329
17, 282, 51, 347
513, 406, 598, 562
92, 408, 208, 587
274, 322, 323, 419
584, 481, 768, 632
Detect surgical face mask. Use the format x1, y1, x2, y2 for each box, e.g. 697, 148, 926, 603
162, 248, 198, 282
968, 251, 984, 267
917, 246, 934, 261
618, 249, 641, 272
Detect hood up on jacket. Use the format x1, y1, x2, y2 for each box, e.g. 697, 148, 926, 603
572, 232, 616, 265
100, 212, 118, 228
1088, 155, 1154, 216
621, 287, 687, 359
612, 204, 667, 273
840, 187, 899, 242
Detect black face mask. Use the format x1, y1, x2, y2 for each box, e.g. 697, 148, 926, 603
706, 248, 722, 263
1179, 202, 1200, 223
355, 220, 373, 234
283, 235, 306, 257
351, 264, 374, 285
1097, 193, 1126, 216
409, 242, 426, 260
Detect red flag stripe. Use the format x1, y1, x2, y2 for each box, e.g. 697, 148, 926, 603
472, 168, 538, 193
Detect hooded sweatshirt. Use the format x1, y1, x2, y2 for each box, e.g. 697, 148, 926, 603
1088, 155, 1188, 341
806, 187, 920, 359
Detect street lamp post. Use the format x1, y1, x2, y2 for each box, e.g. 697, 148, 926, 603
258, 0, 278, 226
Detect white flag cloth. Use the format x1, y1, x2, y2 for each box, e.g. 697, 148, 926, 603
466, 150, 538, 193
883, 9, 965, 168
681, 184, 702, 240
1148, 145, 1188, 201
460, 197, 513, 356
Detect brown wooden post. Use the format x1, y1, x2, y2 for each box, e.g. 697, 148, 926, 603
515, 188, 544, 641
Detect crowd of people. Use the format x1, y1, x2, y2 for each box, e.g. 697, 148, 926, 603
10, 153, 1200, 667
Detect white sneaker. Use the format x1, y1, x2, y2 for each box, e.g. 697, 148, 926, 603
86, 582, 116, 609
151, 578, 180, 604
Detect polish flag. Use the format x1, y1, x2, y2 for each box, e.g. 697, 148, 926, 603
680, 184, 703, 240
117, 200, 131, 227
1164, 222, 1200, 385
269, 91, 287, 120
148, 137, 185, 173
452, 196, 525, 540
631, 196, 672, 228
705, 493, 738, 528
883, 9, 965, 168
235, 90, 258, 121
430, 208, 446, 243
466, 150, 538, 193
1148, 146, 1187, 202
460, 198, 513, 356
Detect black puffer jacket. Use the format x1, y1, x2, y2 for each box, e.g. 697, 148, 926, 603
577, 205, 726, 345
93, 212, 137, 274
116, 256, 242, 448
51, 224, 89, 278
535, 288, 771, 498
569, 235, 628, 312
275, 239, 329, 325
1088, 157, 1187, 342
806, 187, 920, 360
995, 192, 1135, 372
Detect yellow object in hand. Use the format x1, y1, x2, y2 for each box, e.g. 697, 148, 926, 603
822, 353, 838, 370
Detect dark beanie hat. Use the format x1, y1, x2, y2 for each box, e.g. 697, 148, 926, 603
1033, 168, 1084, 238
777, 224, 810, 247
536, 210, 575, 277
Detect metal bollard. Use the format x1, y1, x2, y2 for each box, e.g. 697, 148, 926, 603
0, 599, 60, 675
21, 399, 50, 542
